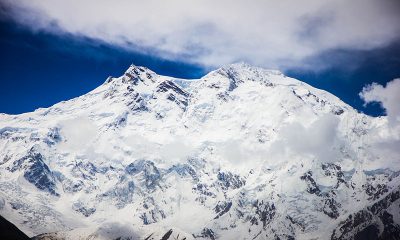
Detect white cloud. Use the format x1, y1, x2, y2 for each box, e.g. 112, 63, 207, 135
211, 115, 345, 168
359, 79, 400, 168
3, 0, 400, 70
270, 114, 345, 163
218, 140, 247, 165
360, 78, 400, 127
58, 116, 98, 152
159, 137, 196, 163
123, 134, 197, 164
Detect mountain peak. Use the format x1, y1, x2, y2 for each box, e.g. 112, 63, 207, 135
203, 62, 283, 84
125, 64, 151, 75
220, 62, 283, 76
123, 64, 157, 83
104, 64, 158, 87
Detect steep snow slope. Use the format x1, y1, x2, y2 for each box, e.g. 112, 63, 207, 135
0, 63, 399, 240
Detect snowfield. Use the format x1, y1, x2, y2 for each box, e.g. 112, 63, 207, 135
0, 63, 399, 239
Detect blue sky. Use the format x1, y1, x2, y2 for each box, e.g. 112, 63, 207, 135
0, 20, 204, 114
0, 0, 399, 116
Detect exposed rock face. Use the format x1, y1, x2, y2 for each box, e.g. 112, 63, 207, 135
332, 186, 400, 240
8, 146, 58, 196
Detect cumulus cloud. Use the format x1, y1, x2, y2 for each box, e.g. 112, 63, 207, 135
2, 0, 400, 69
58, 116, 98, 152
123, 134, 197, 164
360, 78, 400, 127
159, 137, 196, 163
219, 140, 248, 165
270, 114, 344, 163
212, 115, 344, 168
359, 79, 400, 167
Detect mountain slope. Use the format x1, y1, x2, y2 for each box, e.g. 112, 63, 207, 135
0, 63, 399, 239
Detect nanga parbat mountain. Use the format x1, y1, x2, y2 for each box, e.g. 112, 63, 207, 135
0, 63, 399, 240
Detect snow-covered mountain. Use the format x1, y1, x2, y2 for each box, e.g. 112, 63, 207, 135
0, 63, 399, 240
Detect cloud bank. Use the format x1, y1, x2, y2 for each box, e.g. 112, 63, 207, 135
2, 0, 400, 70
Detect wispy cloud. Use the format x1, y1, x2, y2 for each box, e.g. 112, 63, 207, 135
2, 0, 400, 70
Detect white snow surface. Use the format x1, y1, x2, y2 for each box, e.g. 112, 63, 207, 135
0, 63, 399, 239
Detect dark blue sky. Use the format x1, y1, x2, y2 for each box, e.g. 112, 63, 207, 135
0, 19, 204, 115
0, 18, 399, 116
